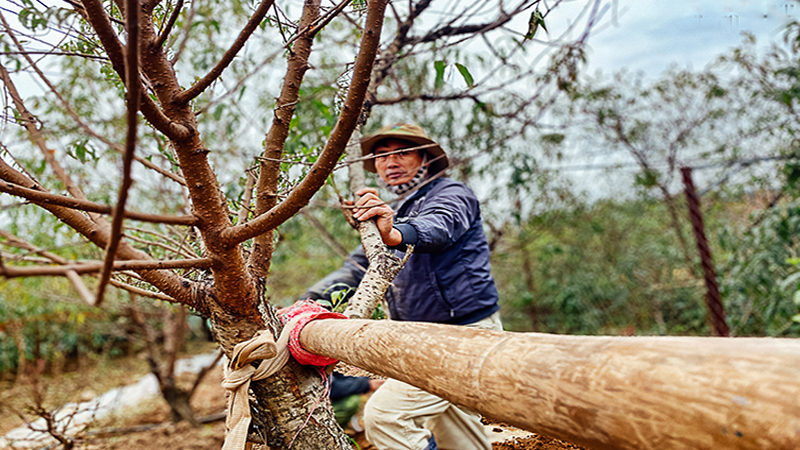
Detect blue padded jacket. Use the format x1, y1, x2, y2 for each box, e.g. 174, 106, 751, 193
305, 177, 499, 325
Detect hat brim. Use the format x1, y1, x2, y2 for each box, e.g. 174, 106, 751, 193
360, 133, 449, 175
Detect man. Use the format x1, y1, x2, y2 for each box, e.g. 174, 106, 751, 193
329, 373, 384, 432
305, 123, 501, 450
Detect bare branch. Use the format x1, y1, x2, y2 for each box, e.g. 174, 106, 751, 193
175, 0, 276, 104
123, 233, 195, 258
127, 226, 198, 259
223, 0, 390, 247
237, 170, 256, 225
1, 257, 214, 278
65, 269, 95, 305
0, 158, 199, 308
0, 50, 108, 61
155, 0, 184, 47
283, 0, 353, 49
97, 0, 142, 305
0, 180, 197, 225
189, 350, 224, 396
170, 0, 196, 63
0, 230, 70, 265
109, 278, 177, 302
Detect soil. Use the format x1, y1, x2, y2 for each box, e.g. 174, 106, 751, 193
33, 367, 589, 450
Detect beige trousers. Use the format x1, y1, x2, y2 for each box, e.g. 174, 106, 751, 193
363, 312, 503, 450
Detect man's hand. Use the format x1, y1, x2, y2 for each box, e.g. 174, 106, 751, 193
368, 379, 386, 392
353, 188, 403, 246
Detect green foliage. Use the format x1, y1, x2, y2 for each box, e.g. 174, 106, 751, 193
524, 9, 547, 41
718, 199, 800, 336
454, 63, 474, 89
0, 278, 125, 373
493, 198, 707, 335
317, 282, 355, 313
434, 61, 446, 90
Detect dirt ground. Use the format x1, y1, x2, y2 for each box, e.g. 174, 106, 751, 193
33, 367, 589, 450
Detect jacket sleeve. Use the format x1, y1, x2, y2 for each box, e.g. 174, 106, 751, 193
303, 244, 368, 302
330, 372, 372, 400
399, 183, 480, 253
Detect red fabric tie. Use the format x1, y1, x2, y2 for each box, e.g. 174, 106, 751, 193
281, 299, 347, 366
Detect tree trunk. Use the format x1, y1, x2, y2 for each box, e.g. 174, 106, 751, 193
208, 289, 352, 450
161, 380, 200, 427
342, 131, 409, 320
301, 319, 800, 450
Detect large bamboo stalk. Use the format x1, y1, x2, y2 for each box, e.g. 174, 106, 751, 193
301, 319, 800, 450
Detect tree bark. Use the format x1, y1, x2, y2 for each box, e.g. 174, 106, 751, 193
341, 128, 411, 320
302, 319, 800, 450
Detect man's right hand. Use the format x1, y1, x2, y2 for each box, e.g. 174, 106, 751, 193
352, 188, 403, 246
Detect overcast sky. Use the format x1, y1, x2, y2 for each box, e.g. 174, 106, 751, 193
559, 0, 797, 77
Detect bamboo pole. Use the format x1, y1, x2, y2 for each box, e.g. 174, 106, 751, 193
301, 319, 800, 450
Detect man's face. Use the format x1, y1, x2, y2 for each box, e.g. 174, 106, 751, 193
374, 140, 424, 186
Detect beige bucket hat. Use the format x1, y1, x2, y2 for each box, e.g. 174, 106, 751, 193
360, 123, 449, 175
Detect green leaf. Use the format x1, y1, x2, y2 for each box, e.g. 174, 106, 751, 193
455, 63, 474, 88
793, 314, 800, 323
794, 290, 800, 306
434, 60, 446, 90
213, 104, 225, 121
525, 9, 547, 41
75, 142, 86, 163
541, 133, 565, 145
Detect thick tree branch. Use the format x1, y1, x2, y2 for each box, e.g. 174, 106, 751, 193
0, 62, 95, 210
222, 0, 390, 246
175, 0, 276, 104
0, 12, 186, 187
248, 0, 321, 277
97, 0, 142, 305
1, 257, 213, 277
0, 181, 197, 225
77, 0, 191, 140
342, 132, 412, 319
0, 158, 199, 309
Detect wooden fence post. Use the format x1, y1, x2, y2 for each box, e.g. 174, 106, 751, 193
681, 166, 729, 337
